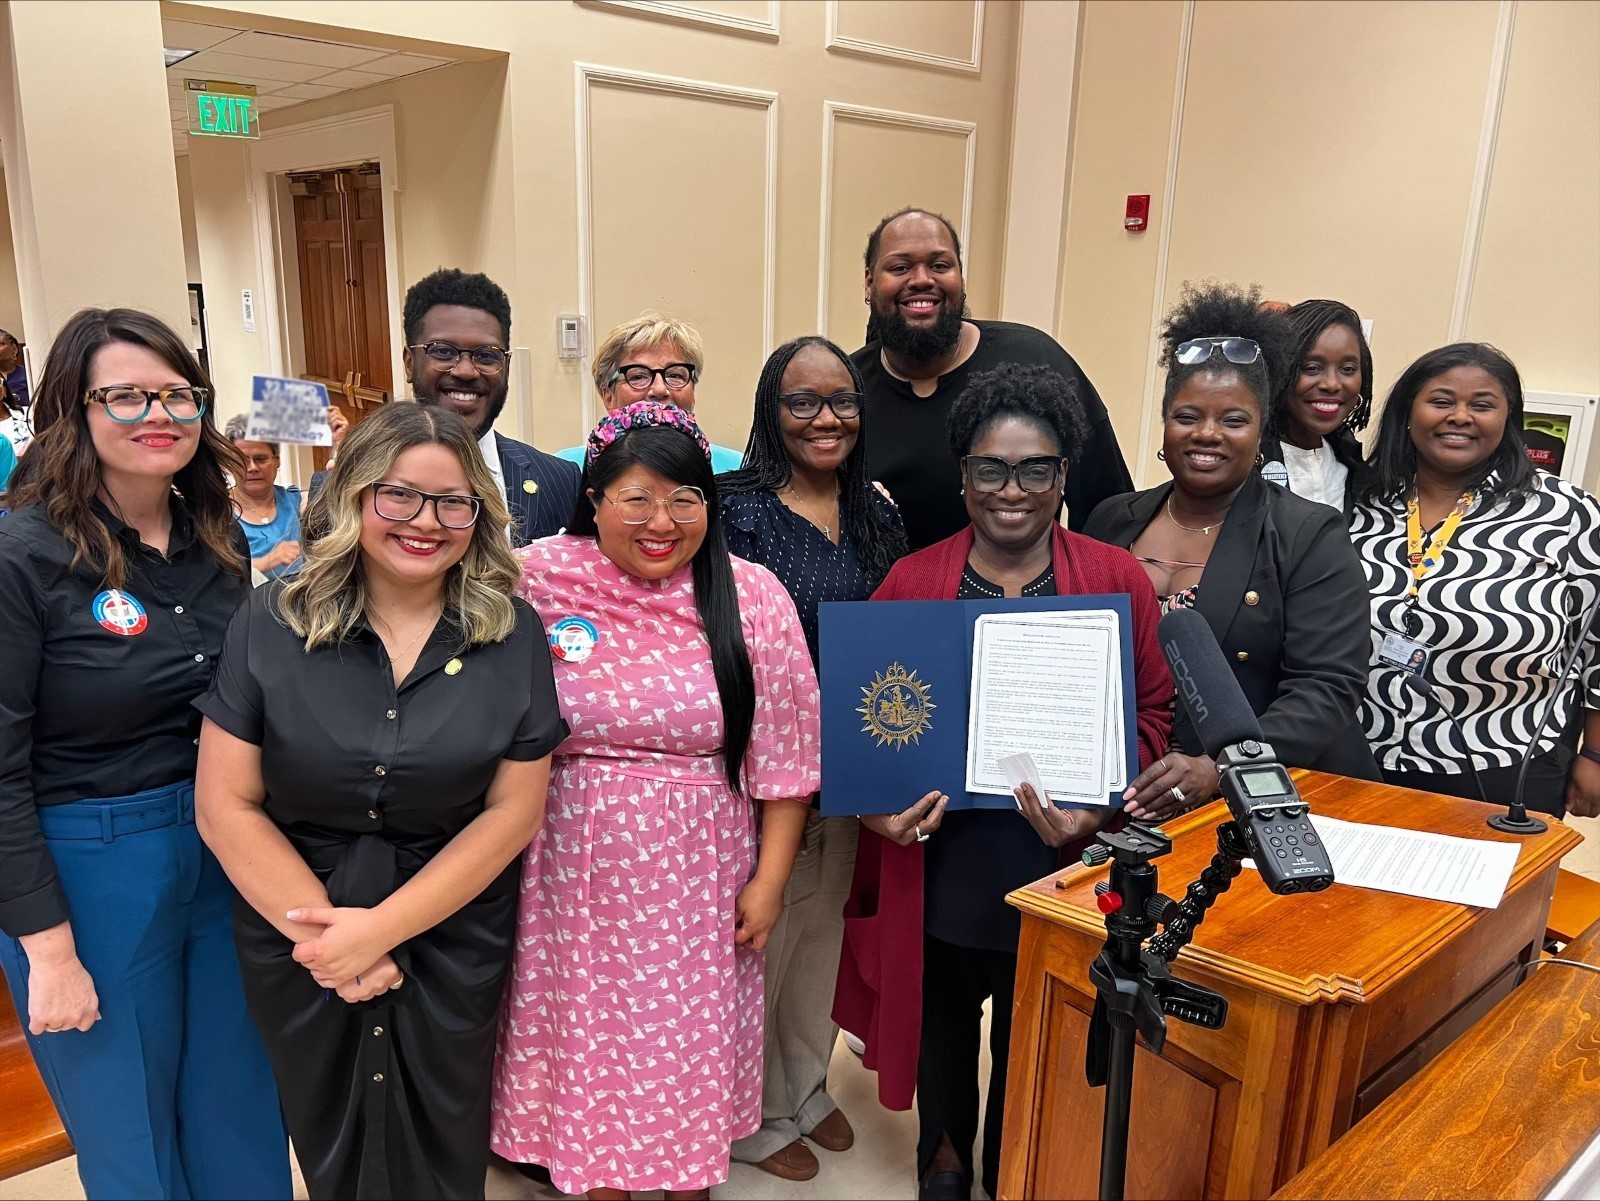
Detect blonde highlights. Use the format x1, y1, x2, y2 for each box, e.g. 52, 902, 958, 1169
591, 311, 706, 398
278, 403, 520, 650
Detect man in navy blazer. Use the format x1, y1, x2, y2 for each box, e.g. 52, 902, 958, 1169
402, 268, 579, 547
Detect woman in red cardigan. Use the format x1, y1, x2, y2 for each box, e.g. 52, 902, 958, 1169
834, 363, 1172, 1201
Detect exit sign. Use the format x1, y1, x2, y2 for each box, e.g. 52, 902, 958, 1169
185, 79, 259, 140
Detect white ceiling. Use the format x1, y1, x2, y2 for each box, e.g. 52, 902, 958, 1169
163, 19, 454, 154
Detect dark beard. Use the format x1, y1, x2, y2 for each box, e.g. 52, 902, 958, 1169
873, 295, 966, 364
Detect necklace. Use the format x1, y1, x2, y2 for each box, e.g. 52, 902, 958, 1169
786, 484, 839, 539
371, 604, 443, 667
234, 491, 276, 523
1165, 496, 1227, 536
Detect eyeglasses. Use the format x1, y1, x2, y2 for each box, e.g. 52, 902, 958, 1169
601, 485, 706, 524
779, 391, 863, 420
962, 455, 1064, 494
612, 363, 696, 392
408, 342, 511, 374
1175, 337, 1261, 366
370, 483, 482, 528
84, 386, 209, 424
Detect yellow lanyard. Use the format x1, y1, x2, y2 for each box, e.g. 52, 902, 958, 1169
1405, 489, 1474, 599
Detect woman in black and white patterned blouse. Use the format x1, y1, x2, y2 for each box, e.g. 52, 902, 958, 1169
1352, 342, 1600, 817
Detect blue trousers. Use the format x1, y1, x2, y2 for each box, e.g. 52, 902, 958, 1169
0, 782, 290, 1200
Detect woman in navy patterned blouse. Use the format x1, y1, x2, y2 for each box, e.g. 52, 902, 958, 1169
719, 335, 906, 1182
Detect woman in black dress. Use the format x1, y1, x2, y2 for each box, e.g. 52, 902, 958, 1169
194, 402, 566, 1199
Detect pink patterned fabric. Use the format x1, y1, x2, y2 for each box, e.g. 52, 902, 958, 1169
491, 534, 821, 1194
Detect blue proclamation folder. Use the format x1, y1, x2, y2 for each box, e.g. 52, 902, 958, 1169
817, 594, 1137, 816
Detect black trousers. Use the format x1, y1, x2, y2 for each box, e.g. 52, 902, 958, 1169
917, 932, 1017, 1199
1382, 745, 1572, 817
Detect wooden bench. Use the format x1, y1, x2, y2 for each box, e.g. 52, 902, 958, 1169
1546, 867, 1600, 945
0, 973, 71, 1180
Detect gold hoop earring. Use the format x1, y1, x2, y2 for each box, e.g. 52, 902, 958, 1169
1156, 449, 1166, 462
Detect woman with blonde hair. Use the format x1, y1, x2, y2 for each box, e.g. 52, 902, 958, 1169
195, 401, 566, 1199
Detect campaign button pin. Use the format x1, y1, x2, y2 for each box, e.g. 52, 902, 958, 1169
549, 616, 600, 664
93, 589, 149, 636
523, 480, 538, 495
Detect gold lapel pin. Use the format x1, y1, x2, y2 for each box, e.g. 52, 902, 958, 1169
445, 658, 463, 676
523, 480, 538, 495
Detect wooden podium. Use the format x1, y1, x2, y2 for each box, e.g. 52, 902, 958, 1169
997, 771, 1580, 1200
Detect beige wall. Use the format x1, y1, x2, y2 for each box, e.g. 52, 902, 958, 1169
0, 169, 22, 342
174, 154, 203, 285
0, 1, 190, 347
174, 0, 1021, 454
1058, 0, 1600, 485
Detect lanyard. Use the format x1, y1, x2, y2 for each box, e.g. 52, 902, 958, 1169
1405, 489, 1474, 599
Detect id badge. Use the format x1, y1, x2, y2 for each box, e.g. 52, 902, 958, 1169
1378, 631, 1431, 676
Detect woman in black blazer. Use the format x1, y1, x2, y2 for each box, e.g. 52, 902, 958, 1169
1085, 283, 1378, 821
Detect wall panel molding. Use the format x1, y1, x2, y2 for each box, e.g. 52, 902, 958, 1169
824, 0, 984, 74
573, 63, 778, 429
1450, 0, 1518, 340
575, 0, 781, 42
815, 100, 978, 333
1133, 0, 1195, 484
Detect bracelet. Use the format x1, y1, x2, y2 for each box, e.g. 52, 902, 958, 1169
1581, 747, 1600, 768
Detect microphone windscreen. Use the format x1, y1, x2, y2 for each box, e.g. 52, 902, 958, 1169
1157, 607, 1263, 756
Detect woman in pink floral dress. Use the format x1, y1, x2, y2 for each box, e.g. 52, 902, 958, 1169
491, 401, 820, 1199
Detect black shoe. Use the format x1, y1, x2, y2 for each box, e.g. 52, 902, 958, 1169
920, 1169, 970, 1201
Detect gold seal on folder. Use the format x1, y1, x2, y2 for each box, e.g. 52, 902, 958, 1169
857, 662, 936, 749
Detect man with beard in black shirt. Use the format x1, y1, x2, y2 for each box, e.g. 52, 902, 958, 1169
853, 209, 1132, 551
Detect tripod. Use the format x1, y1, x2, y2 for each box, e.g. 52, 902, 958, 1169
1083, 820, 1252, 1201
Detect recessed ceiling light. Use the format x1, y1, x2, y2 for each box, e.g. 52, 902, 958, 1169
164, 48, 199, 69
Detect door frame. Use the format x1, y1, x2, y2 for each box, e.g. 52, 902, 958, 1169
247, 105, 403, 484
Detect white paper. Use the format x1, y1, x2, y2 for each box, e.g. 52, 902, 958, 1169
996, 751, 1050, 811
1244, 815, 1519, 908
966, 611, 1124, 805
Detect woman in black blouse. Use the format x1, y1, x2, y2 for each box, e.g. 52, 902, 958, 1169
1085, 283, 1377, 822
719, 335, 906, 1181
0, 308, 289, 1200
195, 403, 565, 1199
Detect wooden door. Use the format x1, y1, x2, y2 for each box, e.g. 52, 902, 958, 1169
289, 165, 392, 467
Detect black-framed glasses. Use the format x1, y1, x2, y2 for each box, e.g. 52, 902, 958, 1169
408, 342, 511, 374
613, 363, 696, 392
602, 484, 706, 524
962, 455, 1064, 494
779, 391, 863, 420
84, 386, 209, 424
1175, 337, 1261, 366
370, 483, 482, 528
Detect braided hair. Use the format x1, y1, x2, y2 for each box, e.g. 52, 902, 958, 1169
1269, 299, 1374, 441
1159, 281, 1296, 417
720, 336, 906, 580
861, 208, 964, 346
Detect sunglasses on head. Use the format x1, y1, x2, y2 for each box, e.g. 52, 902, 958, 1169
1175, 337, 1261, 366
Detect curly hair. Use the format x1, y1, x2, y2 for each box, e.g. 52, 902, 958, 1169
4, 307, 246, 589
1269, 299, 1374, 440
862, 208, 964, 345
947, 362, 1088, 459
280, 402, 520, 650
403, 268, 512, 344
719, 336, 906, 580
1159, 282, 1295, 416
1359, 342, 1535, 506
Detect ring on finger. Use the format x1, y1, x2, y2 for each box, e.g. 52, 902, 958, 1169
1169, 785, 1186, 807
389, 975, 404, 991
915, 823, 930, 843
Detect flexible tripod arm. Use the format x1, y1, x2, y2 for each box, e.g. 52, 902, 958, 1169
1147, 820, 1252, 963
